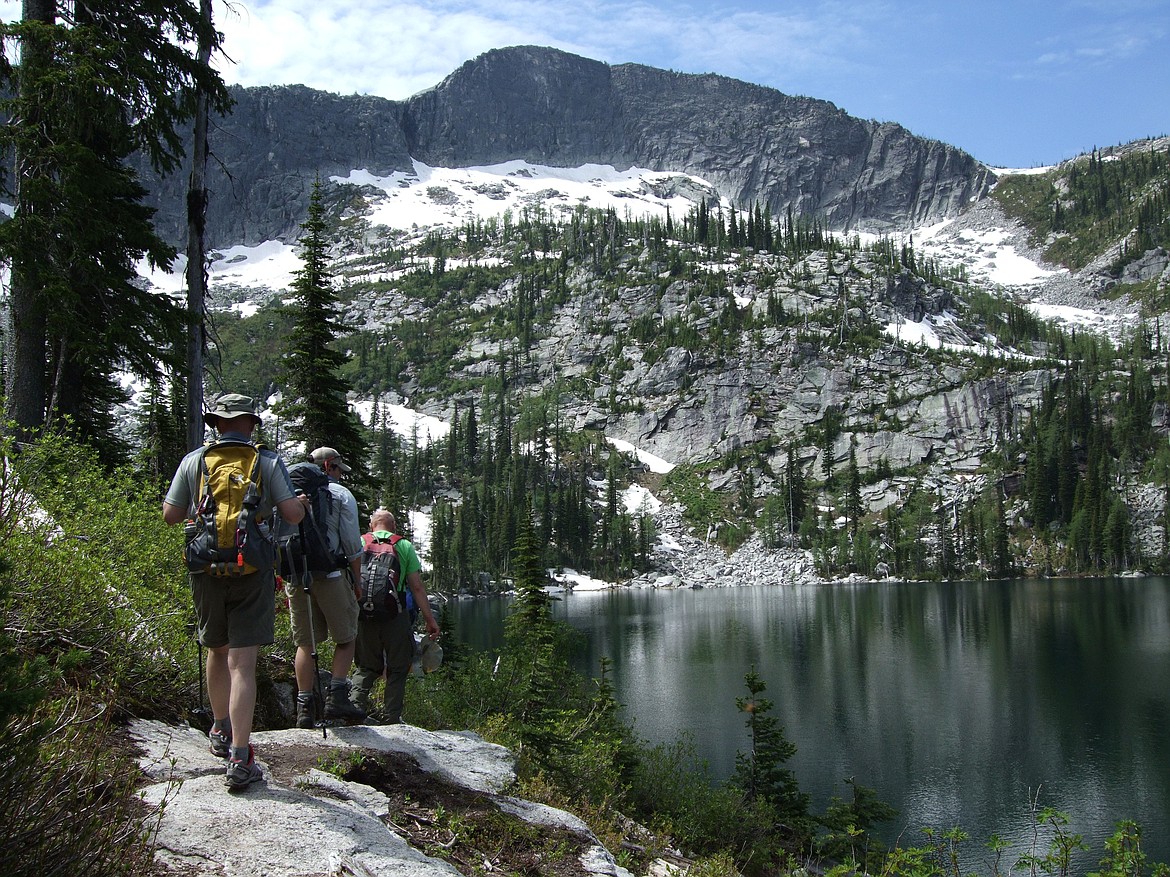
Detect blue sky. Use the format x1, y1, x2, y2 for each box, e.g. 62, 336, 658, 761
3, 0, 1167, 168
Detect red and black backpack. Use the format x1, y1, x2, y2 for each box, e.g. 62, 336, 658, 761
358, 532, 403, 619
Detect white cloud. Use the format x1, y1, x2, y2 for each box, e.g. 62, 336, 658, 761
215, 0, 581, 99
207, 0, 876, 103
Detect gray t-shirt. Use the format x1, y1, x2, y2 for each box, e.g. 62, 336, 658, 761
165, 433, 297, 520
327, 479, 364, 564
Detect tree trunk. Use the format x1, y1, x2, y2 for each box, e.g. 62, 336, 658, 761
4, 0, 56, 439
184, 0, 211, 451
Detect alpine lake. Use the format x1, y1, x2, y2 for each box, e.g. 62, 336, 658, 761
445, 577, 1170, 871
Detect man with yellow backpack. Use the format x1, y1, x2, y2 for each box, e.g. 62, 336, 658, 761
162, 392, 307, 792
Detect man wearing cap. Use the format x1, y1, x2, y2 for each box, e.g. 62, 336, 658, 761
287, 446, 366, 726
162, 392, 307, 791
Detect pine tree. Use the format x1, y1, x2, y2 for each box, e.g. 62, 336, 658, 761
278, 177, 368, 478
991, 488, 1012, 577
784, 445, 806, 535
0, 1, 230, 450
733, 669, 810, 840
503, 500, 561, 760
845, 446, 862, 534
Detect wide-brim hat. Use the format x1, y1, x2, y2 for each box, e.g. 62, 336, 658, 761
203, 393, 262, 428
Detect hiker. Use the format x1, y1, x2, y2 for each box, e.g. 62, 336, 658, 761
162, 392, 308, 791
288, 446, 367, 727
350, 508, 441, 724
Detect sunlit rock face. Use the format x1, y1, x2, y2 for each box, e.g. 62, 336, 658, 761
140, 46, 993, 248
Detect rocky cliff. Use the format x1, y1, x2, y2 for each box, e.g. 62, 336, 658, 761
145, 45, 994, 247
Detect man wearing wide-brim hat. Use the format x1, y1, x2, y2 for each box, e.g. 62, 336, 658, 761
162, 392, 307, 790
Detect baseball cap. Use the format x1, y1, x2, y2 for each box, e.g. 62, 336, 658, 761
309, 446, 352, 473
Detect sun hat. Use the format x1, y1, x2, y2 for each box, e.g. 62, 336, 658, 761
203, 393, 261, 428
310, 447, 352, 473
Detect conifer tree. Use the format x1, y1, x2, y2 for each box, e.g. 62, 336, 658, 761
278, 177, 368, 477
733, 669, 810, 841
503, 500, 561, 760
0, 1, 230, 450
783, 445, 806, 536
845, 446, 862, 534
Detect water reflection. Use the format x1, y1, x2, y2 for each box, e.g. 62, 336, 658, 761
446, 578, 1170, 867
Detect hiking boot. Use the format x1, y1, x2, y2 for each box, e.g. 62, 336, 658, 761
208, 727, 230, 759
295, 692, 317, 729
324, 682, 366, 724
225, 745, 263, 792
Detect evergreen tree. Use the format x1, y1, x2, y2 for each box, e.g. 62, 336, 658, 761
278, 177, 368, 478
0, 1, 230, 450
183, 0, 222, 451
845, 446, 862, 534
784, 445, 806, 535
503, 500, 562, 761
991, 488, 1012, 577
733, 669, 810, 842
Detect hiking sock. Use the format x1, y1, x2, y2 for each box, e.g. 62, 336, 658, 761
230, 745, 250, 763
212, 717, 232, 739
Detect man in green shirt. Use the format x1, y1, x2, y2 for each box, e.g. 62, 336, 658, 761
351, 508, 441, 723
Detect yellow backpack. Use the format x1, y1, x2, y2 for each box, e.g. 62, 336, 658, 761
183, 441, 275, 576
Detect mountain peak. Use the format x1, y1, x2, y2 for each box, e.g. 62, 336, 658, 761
143, 46, 994, 247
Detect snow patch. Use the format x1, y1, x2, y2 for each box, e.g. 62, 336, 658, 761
332, 159, 716, 231
353, 398, 450, 444
607, 437, 675, 474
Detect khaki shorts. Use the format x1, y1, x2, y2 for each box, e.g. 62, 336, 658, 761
288, 572, 359, 647
191, 569, 276, 649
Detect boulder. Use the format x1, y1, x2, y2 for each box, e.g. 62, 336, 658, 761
131, 720, 632, 877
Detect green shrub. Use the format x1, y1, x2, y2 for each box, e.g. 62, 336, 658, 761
3, 432, 193, 718
0, 430, 183, 876
0, 703, 161, 877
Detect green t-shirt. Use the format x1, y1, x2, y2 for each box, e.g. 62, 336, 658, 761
370, 530, 422, 578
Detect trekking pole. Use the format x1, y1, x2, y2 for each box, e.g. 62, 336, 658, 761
187, 621, 212, 730
299, 544, 327, 740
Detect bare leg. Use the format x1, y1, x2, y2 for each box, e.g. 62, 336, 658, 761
294, 645, 318, 692
206, 645, 231, 722
332, 640, 356, 681
226, 645, 259, 748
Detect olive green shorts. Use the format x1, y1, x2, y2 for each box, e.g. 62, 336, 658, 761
190, 569, 276, 649
288, 572, 360, 647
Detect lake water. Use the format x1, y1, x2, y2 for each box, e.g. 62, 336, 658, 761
445, 578, 1170, 868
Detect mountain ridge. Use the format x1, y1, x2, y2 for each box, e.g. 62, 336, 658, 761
143, 45, 994, 247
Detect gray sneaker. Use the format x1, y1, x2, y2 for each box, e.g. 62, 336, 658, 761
225, 745, 263, 791
208, 728, 230, 759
